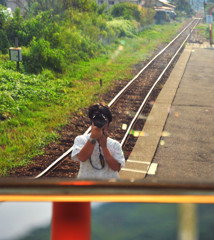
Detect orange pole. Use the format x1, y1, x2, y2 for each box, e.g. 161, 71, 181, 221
51, 202, 91, 240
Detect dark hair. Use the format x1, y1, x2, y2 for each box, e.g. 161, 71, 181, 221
88, 103, 112, 123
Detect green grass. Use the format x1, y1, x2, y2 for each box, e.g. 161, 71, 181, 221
0, 21, 183, 176
195, 23, 213, 40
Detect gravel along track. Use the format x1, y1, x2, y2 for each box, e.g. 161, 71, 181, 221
8, 19, 204, 178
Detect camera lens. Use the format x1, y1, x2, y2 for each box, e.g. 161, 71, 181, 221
92, 113, 107, 128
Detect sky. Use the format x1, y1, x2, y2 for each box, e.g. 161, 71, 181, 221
0, 202, 52, 240
0, 202, 103, 240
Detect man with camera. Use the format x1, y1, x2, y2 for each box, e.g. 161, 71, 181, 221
72, 103, 125, 179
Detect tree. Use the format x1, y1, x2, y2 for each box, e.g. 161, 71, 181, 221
144, 0, 156, 8
4, 8, 24, 45
0, 0, 6, 7
0, 4, 9, 29
0, 29, 9, 53
24, 0, 97, 17
24, 0, 60, 16
170, 0, 194, 16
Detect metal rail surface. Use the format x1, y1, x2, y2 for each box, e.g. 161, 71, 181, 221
120, 18, 200, 146
35, 18, 201, 179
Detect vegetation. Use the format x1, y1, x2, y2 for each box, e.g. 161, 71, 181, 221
0, 2, 155, 74
17, 203, 214, 240
0, 1, 183, 175
111, 2, 155, 25
204, 0, 214, 14
170, 0, 195, 17
18, 223, 51, 240
195, 23, 214, 41
0, 0, 6, 7
93, 203, 214, 240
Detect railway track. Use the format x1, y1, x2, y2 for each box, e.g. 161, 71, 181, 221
34, 18, 201, 179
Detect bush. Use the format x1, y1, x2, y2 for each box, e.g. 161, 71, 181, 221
23, 38, 65, 73
2, 2, 155, 75
107, 19, 138, 38
0, 30, 9, 53
111, 2, 141, 21
4, 8, 23, 46
155, 11, 170, 24
111, 2, 155, 26
140, 7, 155, 26
0, 4, 10, 28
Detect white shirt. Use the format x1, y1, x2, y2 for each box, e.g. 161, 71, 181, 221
72, 134, 125, 180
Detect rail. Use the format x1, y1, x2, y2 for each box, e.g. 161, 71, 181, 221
34, 18, 201, 179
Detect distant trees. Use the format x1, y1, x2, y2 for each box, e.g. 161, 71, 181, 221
0, 1, 156, 73
0, 0, 6, 7
25, 0, 97, 15
0, 5, 10, 53
111, 2, 155, 26
170, 0, 194, 16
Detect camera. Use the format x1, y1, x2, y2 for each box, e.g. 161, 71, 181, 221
92, 112, 107, 128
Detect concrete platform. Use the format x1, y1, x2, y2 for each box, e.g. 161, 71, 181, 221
119, 43, 214, 184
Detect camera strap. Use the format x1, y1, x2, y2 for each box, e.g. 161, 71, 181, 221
89, 144, 105, 170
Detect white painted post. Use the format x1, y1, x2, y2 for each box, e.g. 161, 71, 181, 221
178, 204, 198, 240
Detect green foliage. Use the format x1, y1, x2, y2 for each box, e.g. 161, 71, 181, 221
25, 0, 97, 16
92, 203, 177, 240
0, 3, 181, 175
0, 65, 62, 119
170, 0, 194, 17
60, 10, 107, 60
6, 10, 59, 47
18, 224, 51, 240
111, 2, 141, 21
26, 0, 59, 13
92, 203, 214, 240
0, 6, 10, 53
195, 23, 211, 40
107, 19, 138, 38
1, 2, 155, 75
0, 0, 6, 6
155, 11, 170, 24
4, 8, 24, 45
0, 29, 9, 53
61, 0, 97, 12
199, 204, 214, 240
0, 4, 10, 28
111, 2, 155, 26
142, 7, 156, 25
22, 37, 65, 73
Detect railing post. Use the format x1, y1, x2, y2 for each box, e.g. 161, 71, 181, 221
178, 204, 198, 240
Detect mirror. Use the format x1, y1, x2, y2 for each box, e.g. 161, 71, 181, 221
1, 1, 213, 194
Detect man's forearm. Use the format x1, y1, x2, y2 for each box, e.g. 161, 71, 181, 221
102, 147, 121, 171
78, 140, 95, 162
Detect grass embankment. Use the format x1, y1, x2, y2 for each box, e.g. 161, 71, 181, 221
195, 22, 214, 40
0, 22, 183, 176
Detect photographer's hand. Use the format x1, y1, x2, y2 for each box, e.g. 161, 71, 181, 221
90, 123, 103, 140
99, 123, 110, 146
77, 123, 102, 162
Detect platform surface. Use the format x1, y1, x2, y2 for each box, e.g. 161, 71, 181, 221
120, 43, 214, 184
